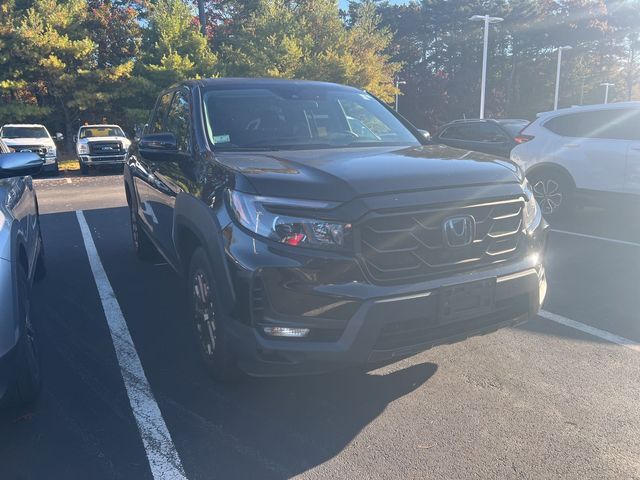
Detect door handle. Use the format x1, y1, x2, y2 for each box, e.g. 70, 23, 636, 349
630, 146, 640, 151
563, 144, 579, 148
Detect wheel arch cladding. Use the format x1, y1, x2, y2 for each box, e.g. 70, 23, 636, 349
173, 192, 236, 313
526, 162, 576, 190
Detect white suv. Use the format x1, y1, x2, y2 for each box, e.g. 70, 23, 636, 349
511, 102, 640, 219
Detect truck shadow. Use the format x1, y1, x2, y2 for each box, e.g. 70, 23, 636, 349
166, 361, 438, 479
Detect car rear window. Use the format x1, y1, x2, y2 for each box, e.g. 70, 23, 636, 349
440, 123, 508, 142
499, 122, 529, 137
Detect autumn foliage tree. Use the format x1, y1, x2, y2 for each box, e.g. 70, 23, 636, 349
0, 0, 638, 143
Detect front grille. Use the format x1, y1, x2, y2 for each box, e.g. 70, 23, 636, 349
372, 293, 529, 352
358, 198, 525, 284
87, 155, 126, 162
89, 141, 123, 156
11, 145, 47, 157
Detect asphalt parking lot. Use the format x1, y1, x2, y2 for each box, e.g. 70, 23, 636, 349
1, 174, 639, 480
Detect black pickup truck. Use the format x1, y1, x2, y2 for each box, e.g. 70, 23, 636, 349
123, 78, 547, 380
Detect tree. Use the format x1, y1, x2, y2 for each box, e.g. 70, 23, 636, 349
221, 0, 398, 101
6, 0, 141, 146
116, 0, 219, 128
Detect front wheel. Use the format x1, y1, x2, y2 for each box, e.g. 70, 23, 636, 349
79, 161, 89, 175
527, 170, 574, 222
5, 265, 41, 406
188, 247, 238, 382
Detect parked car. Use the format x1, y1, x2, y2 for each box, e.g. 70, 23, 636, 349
124, 78, 547, 380
75, 124, 131, 174
0, 140, 45, 406
511, 102, 640, 219
435, 119, 530, 158
0, 124, 61, 175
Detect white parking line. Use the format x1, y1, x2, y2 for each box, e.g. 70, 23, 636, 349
538, 309, 640, 353
549, 229, 640, 248
76, 210, 187, 480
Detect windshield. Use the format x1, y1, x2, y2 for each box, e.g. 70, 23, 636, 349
79, 126, 125, 139
202, 86, 420, 151
1, 126, 49, 139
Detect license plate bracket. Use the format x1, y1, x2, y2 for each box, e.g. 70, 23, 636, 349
438, 278, 496, 325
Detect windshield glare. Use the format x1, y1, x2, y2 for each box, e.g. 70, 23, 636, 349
80, 127, 125, 139
1, 126, 49, 139
203, 87, 420, 151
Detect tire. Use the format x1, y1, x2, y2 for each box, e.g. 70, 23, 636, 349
527, 169, 574, 222
188, 247, 239, 382
79, 159, 89, 175
129, 201, 156, 261
5, 265, 41, 406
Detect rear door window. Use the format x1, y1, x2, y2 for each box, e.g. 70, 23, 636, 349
544, 109, 640, 140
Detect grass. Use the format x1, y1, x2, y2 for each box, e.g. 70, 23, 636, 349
58, 153, 79, 171
58, 159, 80, 171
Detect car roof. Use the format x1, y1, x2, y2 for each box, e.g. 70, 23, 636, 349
443, 118, 527, 126
537, 101, 640, 118
80, 124, 123, 129
1, 124, 47, 128
176, 77, 364, 93
496, 119, 529, 124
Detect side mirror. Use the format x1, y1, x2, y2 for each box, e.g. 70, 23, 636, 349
140, 132, 178, 151
73, 135, 78, 143
55, 132, 64, 141
418, 129, 431, 141
0, 152, 44, 177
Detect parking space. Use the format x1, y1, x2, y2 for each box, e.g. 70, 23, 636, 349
1, 175, 639, 479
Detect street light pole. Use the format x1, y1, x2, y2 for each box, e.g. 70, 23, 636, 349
470, 15, 503, 119
554, 46, 572, 110
601, 83, 614, 104
395, 79, 406, 112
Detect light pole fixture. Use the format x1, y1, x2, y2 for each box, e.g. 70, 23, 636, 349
600, 83, 614, 104
395, 79, 406, 112
469, 15, 504, 119
554, 46, 573, 110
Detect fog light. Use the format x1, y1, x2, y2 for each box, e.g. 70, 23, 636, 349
263, 326, 310, 338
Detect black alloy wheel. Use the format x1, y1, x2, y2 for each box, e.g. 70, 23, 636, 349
188, 247, 238, 382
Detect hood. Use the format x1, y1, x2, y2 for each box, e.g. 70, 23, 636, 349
217, 144, 523, 202
3, 137, 54, 148
81, 136, 129, 144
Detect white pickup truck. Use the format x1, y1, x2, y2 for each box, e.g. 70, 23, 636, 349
0, 124, 61, 175
75, 124, 131, 174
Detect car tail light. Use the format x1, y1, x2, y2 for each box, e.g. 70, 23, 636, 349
514, 134, 534, 144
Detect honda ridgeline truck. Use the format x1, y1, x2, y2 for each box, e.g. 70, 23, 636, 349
123, 79, 547, 380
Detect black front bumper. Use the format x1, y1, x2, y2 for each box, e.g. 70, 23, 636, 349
79, 154, 126, 166
221, 221, 547, 377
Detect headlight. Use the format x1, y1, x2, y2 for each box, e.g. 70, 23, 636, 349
227, 190, 351, 250
522, 179, 541, 231
78, 143, 89, 154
